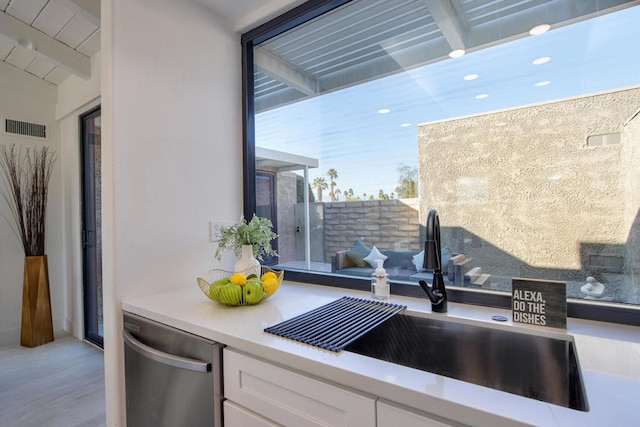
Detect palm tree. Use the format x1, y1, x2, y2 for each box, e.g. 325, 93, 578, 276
334, 188, 342, 201
346, 188, 354, 198
327, 168, 338, 202
312, 177, 328, 202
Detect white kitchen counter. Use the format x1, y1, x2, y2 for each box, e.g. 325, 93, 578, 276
122, 281, 640, 427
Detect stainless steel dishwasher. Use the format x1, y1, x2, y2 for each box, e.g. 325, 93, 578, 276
123, 312, 223, 427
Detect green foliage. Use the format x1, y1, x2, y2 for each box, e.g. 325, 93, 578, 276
214, 214, 278, 261
312, 177, 328, 202
310, 163, 417, 202
395, 164, 418, 198
327, 168, 338, 202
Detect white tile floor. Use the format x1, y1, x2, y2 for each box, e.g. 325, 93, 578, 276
0, 334, 106, 427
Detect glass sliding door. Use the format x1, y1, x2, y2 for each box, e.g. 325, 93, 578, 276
81, 107, 103, 347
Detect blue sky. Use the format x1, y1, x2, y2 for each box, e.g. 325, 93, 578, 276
256, 5, 640, 198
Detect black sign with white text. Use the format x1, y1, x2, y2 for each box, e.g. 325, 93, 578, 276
512, 278, 567, 329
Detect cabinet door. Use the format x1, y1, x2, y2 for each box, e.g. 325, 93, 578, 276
224, 400, 280, 427
224, 348, 375, 427
377, 399, 465, 427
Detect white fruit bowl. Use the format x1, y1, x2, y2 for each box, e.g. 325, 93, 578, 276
197, 267, 283, 306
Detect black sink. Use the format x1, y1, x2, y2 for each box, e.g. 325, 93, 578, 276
344, 313, 589, 411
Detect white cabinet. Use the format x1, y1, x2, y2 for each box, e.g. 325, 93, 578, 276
223, 400, 279, 427
377, 399, 465, 427
223, 348, 376, 427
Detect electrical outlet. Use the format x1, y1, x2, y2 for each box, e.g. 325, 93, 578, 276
209, 221, 226, 242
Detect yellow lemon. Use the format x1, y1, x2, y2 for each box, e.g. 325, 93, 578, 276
262, 279, 279, 295
261, 271, 278, 282
229, 273, 247, 286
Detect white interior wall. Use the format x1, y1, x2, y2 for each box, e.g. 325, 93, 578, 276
102, 0, 251, 424
0, 62, 62, 345
56, 52, 102, 338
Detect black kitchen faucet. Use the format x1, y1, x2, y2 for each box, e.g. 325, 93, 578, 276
419, 209, 448, 313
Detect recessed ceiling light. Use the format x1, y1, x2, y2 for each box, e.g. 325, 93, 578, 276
377, 109, 391, 114
400, 123, 411, 127
535, 81, 551, 87
529, 24, 551, 36
449, 49, 465, 58
532, 57, 551, 65
476, 94, 489, 99
17, 38, 34, 50
464, 74, 478, 81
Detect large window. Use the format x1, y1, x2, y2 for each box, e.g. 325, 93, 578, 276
242, 0, 640, 324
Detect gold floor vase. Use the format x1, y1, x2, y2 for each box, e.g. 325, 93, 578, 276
21, 255, 54, 347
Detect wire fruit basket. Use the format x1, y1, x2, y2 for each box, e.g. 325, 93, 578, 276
197, 266, 283, 306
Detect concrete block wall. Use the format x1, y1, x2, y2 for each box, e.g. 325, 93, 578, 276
323, 198, 420, 263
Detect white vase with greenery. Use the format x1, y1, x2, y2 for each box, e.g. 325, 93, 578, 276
214, 214, 278, 276
235, 244, 262, 277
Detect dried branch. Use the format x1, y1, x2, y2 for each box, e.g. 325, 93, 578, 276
0, 145, 57, 256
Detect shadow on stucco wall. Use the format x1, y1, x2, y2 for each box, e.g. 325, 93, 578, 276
441, 223, 638, 303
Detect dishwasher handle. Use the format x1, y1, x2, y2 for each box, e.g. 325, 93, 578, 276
123, 329, 211, 373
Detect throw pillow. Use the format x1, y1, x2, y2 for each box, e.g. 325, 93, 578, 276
346, 250, 367, 267
350, 239, 370, 258
412, 250, 425, 271
364, 245, 388, 268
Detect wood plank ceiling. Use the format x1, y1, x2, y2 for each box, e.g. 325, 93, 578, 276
0, 0, 99, 85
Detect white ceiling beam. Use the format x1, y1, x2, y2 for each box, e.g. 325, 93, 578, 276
423, 0, 466, 51
53, 0, 100, 27
255, 46, 318, 96
0, 10, 90, 79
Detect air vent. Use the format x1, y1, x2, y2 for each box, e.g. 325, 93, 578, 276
587, 132, 620, 147
4, 118, 47, 139
588, 254, 624, 272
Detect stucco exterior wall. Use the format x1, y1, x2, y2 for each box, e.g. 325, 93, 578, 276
623, 109, 640, 299
418, 87, 640, 300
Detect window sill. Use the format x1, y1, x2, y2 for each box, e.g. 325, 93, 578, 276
281, 268, 640, 327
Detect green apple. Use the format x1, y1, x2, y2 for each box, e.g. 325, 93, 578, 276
246, 277, 261, 288
211, 277, 230, 286
209, 284, 223, 300
243, 280, 264, 304
218, 283, 243, 305
209, 278, 230, 297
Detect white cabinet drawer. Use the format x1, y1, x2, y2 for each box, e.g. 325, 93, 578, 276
224, 400, 280, 427
377, 399, 466, 427
224, 348, 376, 427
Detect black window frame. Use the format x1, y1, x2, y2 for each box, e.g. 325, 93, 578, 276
241, 0, 640, 326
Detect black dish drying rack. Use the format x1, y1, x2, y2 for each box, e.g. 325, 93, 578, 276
264, 296, 406, 352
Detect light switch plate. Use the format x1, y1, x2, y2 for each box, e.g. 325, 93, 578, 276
209, 221, 227, 242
